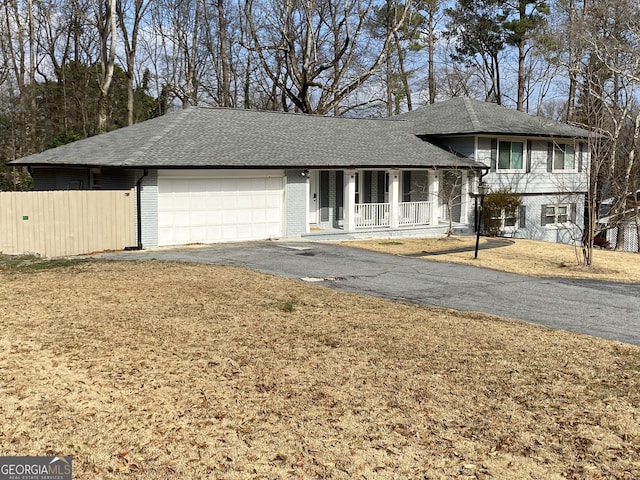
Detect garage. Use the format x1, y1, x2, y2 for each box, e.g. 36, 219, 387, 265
158, 170, 284, 246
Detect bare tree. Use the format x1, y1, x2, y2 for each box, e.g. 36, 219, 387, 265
148, 0, 207, 107
116, 0, 151, 125
1, 0, 39, 153
89, 0, 118, 131
415, 0, 444, 104
438, 169, 465, 236
242, 0, 410, 115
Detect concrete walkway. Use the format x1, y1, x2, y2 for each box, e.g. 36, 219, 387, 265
98, 241, 640, 346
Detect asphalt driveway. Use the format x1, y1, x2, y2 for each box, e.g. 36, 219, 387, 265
99, 241, 640, 346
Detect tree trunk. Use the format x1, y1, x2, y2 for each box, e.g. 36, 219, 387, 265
635, 210, 640, 252
427, 13, 436, 104
615, 223, 625, 251
217, 0, 232, 107
98, 0, 118, 132
566, 0, 577, 122
394, 30, 411, 112
517, 40, 525, 111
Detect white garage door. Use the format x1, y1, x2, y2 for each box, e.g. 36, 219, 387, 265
158, 170, 284, 246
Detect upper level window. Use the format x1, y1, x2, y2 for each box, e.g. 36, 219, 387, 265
498, 141, 525, 171
553, 143, 576, 171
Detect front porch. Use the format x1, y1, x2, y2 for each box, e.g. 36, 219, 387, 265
305, 168, 475, 236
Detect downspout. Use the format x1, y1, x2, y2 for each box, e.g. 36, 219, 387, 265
125, 168, 148, 250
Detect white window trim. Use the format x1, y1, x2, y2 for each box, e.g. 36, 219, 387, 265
497, 138, 527, 173
492, 208, 519, 233
552, 141, 579, 173
544, 204, 571, 228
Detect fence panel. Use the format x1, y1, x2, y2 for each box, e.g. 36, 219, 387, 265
608, 224, 640, 252
0, 190, 136, 257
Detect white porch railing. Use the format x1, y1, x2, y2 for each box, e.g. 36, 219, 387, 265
355, 203, 390, 228
354, 201, 433, 229
399, 201, 433, 226
440, 204, 449, 220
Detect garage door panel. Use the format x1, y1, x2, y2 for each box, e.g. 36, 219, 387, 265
222, 210, 237, 224
236, 195, 253, 209
222, 196, 237, 209
158, 174, 283, 246
205, 196, 221, 209
252, 210, 266, 223
190, 226, 206, 241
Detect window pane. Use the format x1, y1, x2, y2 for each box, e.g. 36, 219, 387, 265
558, 205, 568, 223
545, 206, 556, 224
565, 145, 575, 169
554, 146, 564, 170
498, 143, 511, 169
511, 142, 524, 169
504, 214, 517, 227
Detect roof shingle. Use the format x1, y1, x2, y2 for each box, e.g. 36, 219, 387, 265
10, 107, 477, 169
397, 97, 593, 139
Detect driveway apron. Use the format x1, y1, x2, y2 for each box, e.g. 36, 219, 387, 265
98, 241, 640, 346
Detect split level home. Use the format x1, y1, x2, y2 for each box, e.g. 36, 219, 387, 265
10, 97, 593, 249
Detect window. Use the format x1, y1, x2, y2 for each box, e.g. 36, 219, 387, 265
504, 209, 518, 227
490, 208, 518, 230
90, 168, 101, 189
553, 143, 576, 171
543, 204, 569, 225
498, 141, 525, 171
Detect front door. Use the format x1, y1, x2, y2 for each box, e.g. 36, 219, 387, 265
308, 170, 318, 224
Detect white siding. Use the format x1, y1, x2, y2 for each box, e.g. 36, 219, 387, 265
479, 138, 589, 194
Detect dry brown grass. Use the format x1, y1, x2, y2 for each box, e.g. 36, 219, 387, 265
344, 237, 640, 283
1, 261, 639, 479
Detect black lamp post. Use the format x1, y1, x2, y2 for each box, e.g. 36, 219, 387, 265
474, 181, 490, 259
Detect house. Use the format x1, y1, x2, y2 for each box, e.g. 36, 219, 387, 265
599, 190, 640, 252
398, 98, 592, 245
9, 97, 593, 249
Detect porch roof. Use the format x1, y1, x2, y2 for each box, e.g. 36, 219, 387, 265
11, 107, 480, 170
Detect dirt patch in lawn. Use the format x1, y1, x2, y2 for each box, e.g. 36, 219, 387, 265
344, 237, 640, 283
1, 261, 639, 479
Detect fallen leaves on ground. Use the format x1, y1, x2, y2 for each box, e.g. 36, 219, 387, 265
0, 261, 639, 479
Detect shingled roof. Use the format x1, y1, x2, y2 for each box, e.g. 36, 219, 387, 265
398, 97, 593, 139
10, 107, 477, 169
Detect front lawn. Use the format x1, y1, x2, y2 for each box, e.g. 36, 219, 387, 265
1, 261, 639, 479
344, 237, 640, 283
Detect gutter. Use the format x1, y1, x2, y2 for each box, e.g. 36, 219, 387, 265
125, 168, 148, 250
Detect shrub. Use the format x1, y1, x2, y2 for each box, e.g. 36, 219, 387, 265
482, 189, 522, 237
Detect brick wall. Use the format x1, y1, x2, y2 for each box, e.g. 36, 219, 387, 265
285, 170, 307, 237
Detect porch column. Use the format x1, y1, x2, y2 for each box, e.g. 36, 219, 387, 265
460, 170, 469, 225
429, 171, 439, 226
344, 170, 357, 232
388, 169, 400, 229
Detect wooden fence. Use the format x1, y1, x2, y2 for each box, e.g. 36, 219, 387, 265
0, 189, 136, 257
